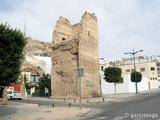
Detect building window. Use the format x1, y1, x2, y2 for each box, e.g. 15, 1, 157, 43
151, 67, 155, 71
62, 37, 66, 40
140, 68, 145, 72
120, 77, 124, 83
126, 69, 130, 72
31, 75, 40, 83
131, 69, 134, 72
101, 66, 104, 71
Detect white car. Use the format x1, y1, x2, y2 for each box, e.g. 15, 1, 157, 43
7, 91, 22, 100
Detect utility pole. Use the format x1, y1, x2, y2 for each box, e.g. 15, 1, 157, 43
124, 49, 143, 94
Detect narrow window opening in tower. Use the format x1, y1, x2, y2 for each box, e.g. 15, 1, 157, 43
88, 31, 90, 36
62, 37, 66, 40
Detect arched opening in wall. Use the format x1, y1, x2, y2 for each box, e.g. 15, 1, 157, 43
62, 37, 66, 40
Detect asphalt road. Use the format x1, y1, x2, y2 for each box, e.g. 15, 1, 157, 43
8, 98, 70, 107
1, 92, 160, 120
76, 92, 160, 120
0, 105, 16, 118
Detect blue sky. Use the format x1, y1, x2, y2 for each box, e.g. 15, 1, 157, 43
0, 0, 160, 58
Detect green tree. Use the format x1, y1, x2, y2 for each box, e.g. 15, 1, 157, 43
131, 71, 142, 83
39, 73, 51, 97
104, 67, 122, 94
0, 23, 26, 105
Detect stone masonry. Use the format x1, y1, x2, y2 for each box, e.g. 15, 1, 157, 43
51, 12, 101, 98
24, 37, 52, 57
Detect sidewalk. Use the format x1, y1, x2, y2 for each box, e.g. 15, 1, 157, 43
0, 103, 89, 120
25, 96, 115, 104
103, 88, 160, 100
25, 97, 65, 101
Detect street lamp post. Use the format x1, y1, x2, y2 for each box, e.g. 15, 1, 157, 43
124, 49, 143, 94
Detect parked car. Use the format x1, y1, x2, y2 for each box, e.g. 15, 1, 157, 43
7, 91, 22, 100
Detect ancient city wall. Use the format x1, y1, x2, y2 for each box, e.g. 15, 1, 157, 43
51, 12, 101, 98
51, 39, 79, 98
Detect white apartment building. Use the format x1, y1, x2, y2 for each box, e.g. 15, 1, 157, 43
157, 61, 160, 87
100, 55, 159, 94
119, 62, 158, 90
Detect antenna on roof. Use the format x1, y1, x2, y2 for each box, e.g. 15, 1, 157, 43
24, 21, 27, 37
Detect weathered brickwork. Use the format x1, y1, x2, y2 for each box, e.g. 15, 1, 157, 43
24, 37, 52, 57
51, 12, 101, 98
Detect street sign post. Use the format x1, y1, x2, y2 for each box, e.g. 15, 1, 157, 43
78, 68, 84, 110
78, 68, 84, 77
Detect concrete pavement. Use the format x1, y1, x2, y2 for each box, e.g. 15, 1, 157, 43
71, 89, 160, 120
1, 88, 160, 120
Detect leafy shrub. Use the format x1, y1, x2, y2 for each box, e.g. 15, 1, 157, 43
131, 71, 142, 82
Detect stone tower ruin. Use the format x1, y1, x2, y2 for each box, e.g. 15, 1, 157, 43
51, 12, 101, 98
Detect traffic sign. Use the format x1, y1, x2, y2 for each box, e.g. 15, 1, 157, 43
78, 68, 84, 77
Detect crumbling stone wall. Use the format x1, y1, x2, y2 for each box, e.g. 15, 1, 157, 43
24, 37, 52, 57
51, 12, 101, 98
52, 39, 79, 97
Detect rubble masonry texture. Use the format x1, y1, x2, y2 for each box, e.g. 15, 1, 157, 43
51, 12, 101, 98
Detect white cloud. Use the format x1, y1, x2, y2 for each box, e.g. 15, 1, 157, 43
0, 0, 160, 58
